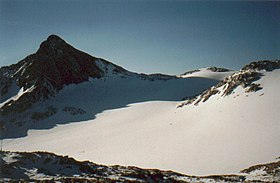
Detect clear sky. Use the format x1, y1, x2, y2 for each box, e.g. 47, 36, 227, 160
0, 0, 279, 74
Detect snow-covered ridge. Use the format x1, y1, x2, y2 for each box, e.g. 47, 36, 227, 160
180, 67, 235, 80
95, 59, 178, 81
2, 151, 279, 182
179, 60, 280, 107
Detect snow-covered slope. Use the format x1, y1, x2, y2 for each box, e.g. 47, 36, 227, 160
3, 61, 280, 176
1, 73, 217, 138
180, 67, 235, 80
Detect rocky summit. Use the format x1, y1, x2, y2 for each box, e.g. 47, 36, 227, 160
5, 35, 103, 92
0, 35, 123, 116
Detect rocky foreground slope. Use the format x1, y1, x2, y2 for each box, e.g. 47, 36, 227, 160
1, 151, 279, 182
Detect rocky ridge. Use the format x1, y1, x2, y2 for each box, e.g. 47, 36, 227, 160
181, 67, 232, 76
206, 67, 232, 72
178, 60, 280, 107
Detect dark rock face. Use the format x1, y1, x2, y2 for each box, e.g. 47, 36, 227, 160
241, 160, 280, 177
182, 69, 200, 75
245, 83, 262, 93
31, 106, 57, 121
18, 34, 103, 91
63, 106, 86, 115
207, 67, 231, 72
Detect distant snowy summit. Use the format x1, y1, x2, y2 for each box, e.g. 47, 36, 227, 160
180, 67, 235, 80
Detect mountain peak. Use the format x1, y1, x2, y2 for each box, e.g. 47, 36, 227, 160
46, 34, 64, 42
37, 34, 69, 56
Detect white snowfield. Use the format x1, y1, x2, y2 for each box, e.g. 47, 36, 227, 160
3, 69, 280, 176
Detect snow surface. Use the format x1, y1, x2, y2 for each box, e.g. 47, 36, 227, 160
2, 69, 280, 176
180, 68, 235, 80
0, 85, 35, 108
2, 152, 20, 164
0, 81, 20, 105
